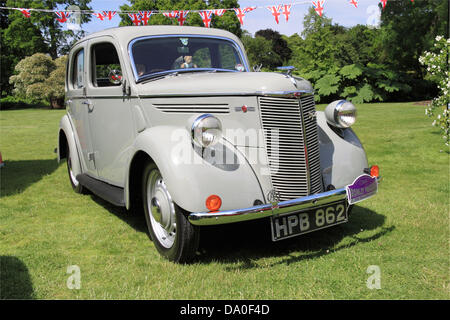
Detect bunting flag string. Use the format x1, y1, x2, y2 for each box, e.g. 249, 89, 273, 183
0, 1, 420, 26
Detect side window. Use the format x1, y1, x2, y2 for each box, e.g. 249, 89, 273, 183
91, 42, 122, 87
73, 49, 84, 89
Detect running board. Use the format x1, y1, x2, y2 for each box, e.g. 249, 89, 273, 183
76, 174, 125, 207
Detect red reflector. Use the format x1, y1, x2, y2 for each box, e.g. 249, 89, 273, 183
206, 195, 222, 212
370, 165, 379, 178
241, 105, 248, 113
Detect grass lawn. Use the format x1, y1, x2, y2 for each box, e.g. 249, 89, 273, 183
0, 103, 448, 299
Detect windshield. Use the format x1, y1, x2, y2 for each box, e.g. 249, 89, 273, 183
130, 36, 247, 81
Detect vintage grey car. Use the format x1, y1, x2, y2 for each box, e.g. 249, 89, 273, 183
58, 26, 380, 263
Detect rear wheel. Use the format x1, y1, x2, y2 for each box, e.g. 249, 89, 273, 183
66, 144, 85, 194
142, 161, 199, 263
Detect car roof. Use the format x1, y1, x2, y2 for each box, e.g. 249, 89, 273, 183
73, 25, 242, 48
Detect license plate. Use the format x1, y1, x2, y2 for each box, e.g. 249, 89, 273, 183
270, 201, 348, 241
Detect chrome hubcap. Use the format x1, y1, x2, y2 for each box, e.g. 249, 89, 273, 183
146, 170, 176, 249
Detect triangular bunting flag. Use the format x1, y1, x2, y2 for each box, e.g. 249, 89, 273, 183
199, 10, 213, 28
281, 4, 292, 22
92, 12, 105, 21
213, 9, 226, 17
177, 10, 189, 26
55, 11, 71, 23
349, 0, 358, 8
128, 13, 142, 26
312, 0, 325, 17
163, 11, 179, 19
139, 11, 152, 25
267, 5, 282, 24
19, 8, 31, 18
102, 11, 117, 21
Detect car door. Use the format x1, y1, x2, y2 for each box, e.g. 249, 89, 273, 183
85, 37, 135, 187
67, 43, 97, 177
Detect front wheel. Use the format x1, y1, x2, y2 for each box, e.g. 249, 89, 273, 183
142, 162, 199, 263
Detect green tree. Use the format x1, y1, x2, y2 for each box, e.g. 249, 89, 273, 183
254, 29, 292, 67
1, 0, 92, 97
378, 0, 448, 78
9, 53, 67, 108
241, 31, 280, 70
119, 0, 242, 37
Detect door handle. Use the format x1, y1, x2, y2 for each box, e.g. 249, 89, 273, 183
82, 100, 94, 112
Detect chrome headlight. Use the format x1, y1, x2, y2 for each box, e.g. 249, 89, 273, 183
325, 100, 357, 128
191, 114, 222, 147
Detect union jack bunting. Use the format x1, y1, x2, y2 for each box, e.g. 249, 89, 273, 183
139, 11, 152, 25
312, 0, 325, 17
380, 0, 387, 9
213, 9, 226, 17
92, 12, 105, 21
244, 6, 257, 13
349, 0, 358, 8
281, 4, 292, 22
163, 11, 179, 19
19, 8, 31, 18
128, 13, 142, 26
55, 11, 71, 23
102, 11, 117, 21
199, 10, 213, 28
266, 5, 282, 24
177, 10, 189, 26
233, 7, 256, 26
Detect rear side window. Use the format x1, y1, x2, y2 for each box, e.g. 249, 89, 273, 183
73, 49, 84, 89
91, 42, 122, 87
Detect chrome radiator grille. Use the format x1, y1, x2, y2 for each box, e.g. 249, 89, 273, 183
259, 95, 323, 201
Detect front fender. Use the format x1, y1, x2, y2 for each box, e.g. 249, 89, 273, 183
317, 112, 368, 189
128, 126, 265, 213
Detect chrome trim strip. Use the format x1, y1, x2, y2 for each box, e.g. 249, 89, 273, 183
138, 90, 315, 99
188, 188, 348, 226
128, 34, 250, 82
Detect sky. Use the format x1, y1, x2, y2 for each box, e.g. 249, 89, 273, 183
77, 0, 384, 36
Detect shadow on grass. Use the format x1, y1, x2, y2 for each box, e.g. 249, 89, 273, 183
0, 256, 35, 299
195, 206, 393, 268
84, 191, 392, 267
0, 159, 58, 197
90, 195, 148, 234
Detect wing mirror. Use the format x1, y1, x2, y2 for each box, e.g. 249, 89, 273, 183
109, 69, 123, 85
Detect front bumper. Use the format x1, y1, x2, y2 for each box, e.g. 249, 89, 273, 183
188, 176, 381, 226
188, 187, 348, 226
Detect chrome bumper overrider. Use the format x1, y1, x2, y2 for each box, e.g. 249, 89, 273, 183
188, 188, 348, 226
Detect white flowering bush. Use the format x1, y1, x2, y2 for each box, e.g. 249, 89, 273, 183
419, 36, 450, 147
